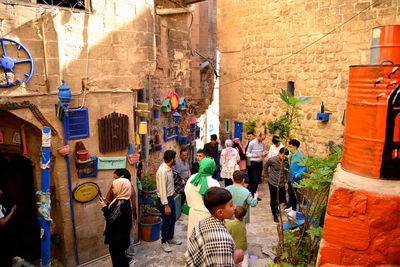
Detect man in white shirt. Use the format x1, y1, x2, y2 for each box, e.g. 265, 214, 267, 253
156, 150, 182, 253
268, 136, 284, 159
246, 133, 266, 199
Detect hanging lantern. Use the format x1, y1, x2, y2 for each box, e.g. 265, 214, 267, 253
57, 80, 72, 106
139, 121, 148, 134
154, 131, 162, 151
135, 133, 141, 145
172, 111, 181, 123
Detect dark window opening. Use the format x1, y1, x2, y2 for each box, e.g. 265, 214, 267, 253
36, 0, 86, 10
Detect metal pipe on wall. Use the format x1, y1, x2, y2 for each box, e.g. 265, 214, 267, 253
40, 126, 51, 267
62, 112, 80, 265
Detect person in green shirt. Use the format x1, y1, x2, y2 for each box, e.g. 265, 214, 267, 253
226, 206, 249, 267
226, 171, 258, 223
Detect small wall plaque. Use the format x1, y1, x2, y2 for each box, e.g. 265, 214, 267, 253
72, 182, 100, 203
97, 156, 127, 170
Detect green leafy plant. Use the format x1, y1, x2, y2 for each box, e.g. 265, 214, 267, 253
141, 173, 156, 191
270, 89, 341, 266
267, 119, 288, 137
244, 120, 257, 133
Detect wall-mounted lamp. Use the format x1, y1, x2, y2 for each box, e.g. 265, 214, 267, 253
173, 111, 181, 123
317, 102, 332, 122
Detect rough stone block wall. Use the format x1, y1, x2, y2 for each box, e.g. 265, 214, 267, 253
218, 0, 400, 155
0, 0, 155, 266
147, 0, 215, 175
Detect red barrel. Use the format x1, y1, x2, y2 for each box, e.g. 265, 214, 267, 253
370, 25, 400, 64
342, 64, 400, 179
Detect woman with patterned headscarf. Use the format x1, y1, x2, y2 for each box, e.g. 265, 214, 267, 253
99, 178, 132, 267
184, 158, 220, 239
220, 139, 240, 187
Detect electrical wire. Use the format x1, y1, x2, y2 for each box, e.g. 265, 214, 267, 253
218, 0, 378, 88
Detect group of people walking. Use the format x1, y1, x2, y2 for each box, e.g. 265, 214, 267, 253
98, 132, 306, 267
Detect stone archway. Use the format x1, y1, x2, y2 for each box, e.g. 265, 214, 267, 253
0, 111, 43, 266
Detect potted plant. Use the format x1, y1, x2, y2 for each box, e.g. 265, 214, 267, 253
143, 195, 161, 217
139, 216, 162, 242
140, 173, 157, 205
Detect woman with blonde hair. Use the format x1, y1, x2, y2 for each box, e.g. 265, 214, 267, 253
99, 178, 132, 267
220, 139, 240, 187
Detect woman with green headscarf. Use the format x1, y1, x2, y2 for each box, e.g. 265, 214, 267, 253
184, 157, 220, 239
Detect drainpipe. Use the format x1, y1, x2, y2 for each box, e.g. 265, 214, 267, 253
40, 126, 51, 267
62, 111, 80, 265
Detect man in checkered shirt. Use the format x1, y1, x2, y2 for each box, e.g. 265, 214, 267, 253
185, 187, 244, 266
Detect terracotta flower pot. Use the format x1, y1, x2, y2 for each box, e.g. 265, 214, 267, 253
139, 216, 162, 242
57, 145, 70, 156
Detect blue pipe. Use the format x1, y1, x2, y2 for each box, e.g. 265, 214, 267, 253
63, 111, 80, 265
40, 127, 51, 267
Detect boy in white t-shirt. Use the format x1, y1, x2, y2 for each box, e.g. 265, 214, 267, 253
268, 136, 284, 159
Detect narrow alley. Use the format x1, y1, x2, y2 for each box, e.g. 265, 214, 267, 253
85, 183, 278, 267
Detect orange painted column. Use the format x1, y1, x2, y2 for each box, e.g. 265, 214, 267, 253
317, 169, 400, 266
318, 25, 400, 267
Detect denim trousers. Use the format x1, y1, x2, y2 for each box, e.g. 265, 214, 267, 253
156, 196, 176, 244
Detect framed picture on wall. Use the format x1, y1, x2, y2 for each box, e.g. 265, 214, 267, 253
12, 131, 21, 144
163, 126, 178, 141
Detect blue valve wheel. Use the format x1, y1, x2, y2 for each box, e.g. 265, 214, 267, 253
0, 38, 34, 87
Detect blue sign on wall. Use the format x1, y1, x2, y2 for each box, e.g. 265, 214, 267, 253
234, 121, 243, 141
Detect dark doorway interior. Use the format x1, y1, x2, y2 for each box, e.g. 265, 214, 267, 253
0, 154, 40, 267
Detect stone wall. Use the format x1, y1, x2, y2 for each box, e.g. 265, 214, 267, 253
0, 0, 155, 266
217, 0, 400, 155
147, 0, 216, 175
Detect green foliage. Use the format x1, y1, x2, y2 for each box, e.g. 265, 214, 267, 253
244, 120, 257, 133
141, 173, 156, 191
271, 88, 343, 266
280, 90, 312, 106
325, 140, 343, 155
267, 119, 289, 137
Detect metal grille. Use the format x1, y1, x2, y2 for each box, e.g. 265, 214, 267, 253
36, 0, 86, 10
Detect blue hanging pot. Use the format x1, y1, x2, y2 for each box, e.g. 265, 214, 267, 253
57, 80, 72, 106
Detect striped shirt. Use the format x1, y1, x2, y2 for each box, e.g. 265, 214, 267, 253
186, 217, 236, 267
264, 156, 289, 188
245, 139, 265, 162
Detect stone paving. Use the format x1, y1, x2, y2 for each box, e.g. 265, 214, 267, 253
84, 183, 278, 267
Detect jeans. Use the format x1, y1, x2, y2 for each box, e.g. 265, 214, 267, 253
287, 182, 300, 211
157, 196, 176, 244
268, 183, 286, 217
248, 161, 262, 195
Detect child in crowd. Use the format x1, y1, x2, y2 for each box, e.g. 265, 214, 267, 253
226, 206, 249, 267
226, 171, 258, 224
185, 187, 244, 266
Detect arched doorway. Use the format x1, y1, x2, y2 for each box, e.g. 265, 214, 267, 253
0, 111, 41, 266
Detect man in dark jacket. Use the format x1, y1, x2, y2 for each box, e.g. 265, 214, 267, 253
203, 134, 220, 179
